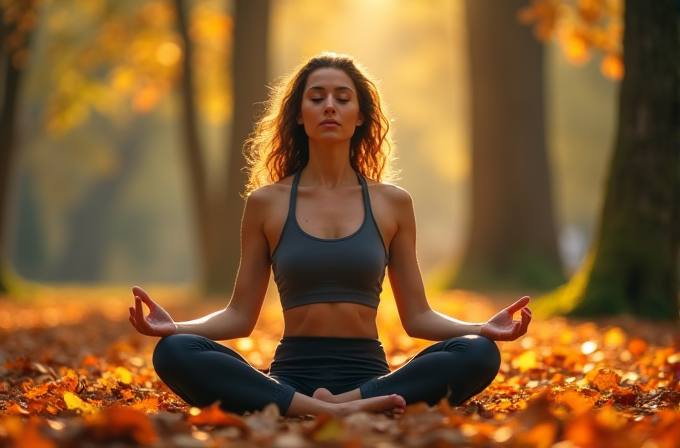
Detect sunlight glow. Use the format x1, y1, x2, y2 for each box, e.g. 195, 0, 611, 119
581, 341, 598, 355
156, 42, 181, 66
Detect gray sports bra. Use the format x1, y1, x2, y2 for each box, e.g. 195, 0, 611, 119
271, 170, 388, 311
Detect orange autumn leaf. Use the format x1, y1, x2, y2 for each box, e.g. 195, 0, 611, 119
187, 403, 250, 431
517, 0, 560, 41
5, 402, 30, 416
586, 367, 622, 392
558, 389, 593, 414
12, 419, 57, 448
562, 31, 592, 65
80, 354, 101, 368
512, 421, 559, 448
3, 290, 680, 447
563, 409, 632, 448
577, 0, 604, 25
600, 53, 624, 80
628, 337, 647, 355
131, 396, 160, 412
519, 0, 625, 78
86, 407, 158, 445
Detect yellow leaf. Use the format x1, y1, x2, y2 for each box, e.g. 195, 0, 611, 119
602, 327, 626, 348
513, 350, 538, 373
312, 415, 344, 442
63, 391, 98, 414
113, 366, 133, 385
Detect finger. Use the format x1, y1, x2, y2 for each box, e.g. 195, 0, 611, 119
132, 286, 155, 309
134, 296, 146, 329
505, 296, 531, 314
133, 286, 156, 310
519, 308, 532, 333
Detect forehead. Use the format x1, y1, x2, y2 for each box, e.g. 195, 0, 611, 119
304, 67, 356, 91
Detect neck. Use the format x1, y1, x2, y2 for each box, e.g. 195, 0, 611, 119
302, 141, 355, 188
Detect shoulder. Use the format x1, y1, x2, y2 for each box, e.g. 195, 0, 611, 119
366, 179, 414, 210
247, 176, 293, 206
244, 177, 294, 219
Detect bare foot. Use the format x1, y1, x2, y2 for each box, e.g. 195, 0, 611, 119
313, 388, 338, 403
334, 394, 406, 417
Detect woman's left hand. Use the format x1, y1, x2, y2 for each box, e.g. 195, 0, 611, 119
480, 296, 532, 341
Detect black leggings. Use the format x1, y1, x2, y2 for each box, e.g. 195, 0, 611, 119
152, 334, 501, 416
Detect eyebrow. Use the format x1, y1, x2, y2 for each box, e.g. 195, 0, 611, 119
307, 86, 355, 93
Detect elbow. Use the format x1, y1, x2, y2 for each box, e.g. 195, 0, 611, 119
400, 309, 433, 340
402, 321, 427, 339
233, 323, 255, 339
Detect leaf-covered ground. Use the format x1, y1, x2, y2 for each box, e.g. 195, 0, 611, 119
1, 287, 679, 447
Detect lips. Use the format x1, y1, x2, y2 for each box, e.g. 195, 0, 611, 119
320, 119, 339, 126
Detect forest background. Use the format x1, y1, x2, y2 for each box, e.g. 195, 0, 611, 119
0, 0, 618, 295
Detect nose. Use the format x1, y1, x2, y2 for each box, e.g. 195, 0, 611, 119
324, 96, 336, 113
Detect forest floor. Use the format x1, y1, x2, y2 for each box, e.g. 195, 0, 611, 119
1, 286, 679, 447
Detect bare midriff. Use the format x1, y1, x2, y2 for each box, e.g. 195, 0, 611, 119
282, 302, 379, 339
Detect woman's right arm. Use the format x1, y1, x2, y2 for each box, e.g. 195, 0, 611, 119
128, 191, 273, 340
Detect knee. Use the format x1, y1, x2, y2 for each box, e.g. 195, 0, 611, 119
442, 335, 500, 379
152, 334, 193, 374
465, 335, 501, 378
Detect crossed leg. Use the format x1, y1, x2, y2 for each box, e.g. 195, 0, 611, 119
313, 335, 501, 408
153, 334, 405, 417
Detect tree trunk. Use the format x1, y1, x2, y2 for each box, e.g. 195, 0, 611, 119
0, 12, 27, 292
559, 0, 679, 320
454, 0, 563, 291
221, 0, 270, 294
173, 0, 215, 295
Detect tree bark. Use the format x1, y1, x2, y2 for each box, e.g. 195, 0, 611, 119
0, 10, 27, 292
455, 0, 563, 291
221, 0, 270, 295
563, 0, 680, 320
173, 0, 215, 295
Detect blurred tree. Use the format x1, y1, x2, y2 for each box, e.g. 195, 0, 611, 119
452, 0, 564, 291
0, 0, 37, 292
173, 0, 214, 292
6, 0, 234, 289
532, 0, 680, 320
220, 0, 270, 295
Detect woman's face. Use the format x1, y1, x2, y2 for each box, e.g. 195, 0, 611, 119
298, 68, 364, 145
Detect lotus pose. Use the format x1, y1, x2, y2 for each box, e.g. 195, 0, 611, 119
128, 52, 532, 417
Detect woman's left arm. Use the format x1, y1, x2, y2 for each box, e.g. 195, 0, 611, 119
385, 187, 531, 342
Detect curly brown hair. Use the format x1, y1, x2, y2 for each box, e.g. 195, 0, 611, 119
244, 52, 396, 194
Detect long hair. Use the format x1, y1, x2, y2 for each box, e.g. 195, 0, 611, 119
244, 52, 396, 194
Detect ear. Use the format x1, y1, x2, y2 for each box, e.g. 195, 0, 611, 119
356, 112, 364, 126
297, 115, 303, 125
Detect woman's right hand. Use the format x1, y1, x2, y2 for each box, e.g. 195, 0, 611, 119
128, 286, 177, 337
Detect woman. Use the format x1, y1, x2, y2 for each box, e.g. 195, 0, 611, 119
128, 52, 532, 417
